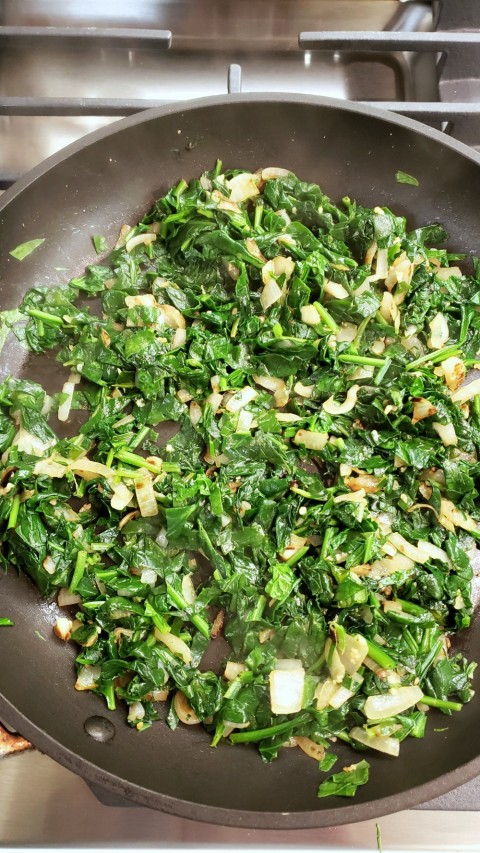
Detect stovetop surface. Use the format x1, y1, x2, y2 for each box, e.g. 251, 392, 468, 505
1, 750, 480, 850
1, 1, 480, 848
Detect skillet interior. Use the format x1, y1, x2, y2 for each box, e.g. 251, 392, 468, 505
1, 94, 480, 828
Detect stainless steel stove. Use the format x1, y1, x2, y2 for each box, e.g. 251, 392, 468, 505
1, 1, 480, 848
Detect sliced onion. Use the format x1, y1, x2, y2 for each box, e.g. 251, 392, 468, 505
329, 673, 363, 710
369, 553, 415, 580
53, 617, 73, 641
127, 701, 145, 724
375, 247, 388, 280
75, 664, 101, 691
371, 338, 386, 356
57, 379, 77, 423
140, 569, 157, 586
115, 224, 132, 249
336, 323, 358, 343
110, 481, 134, 511
428, 313, 449, 350
253, 374, 286, 393
174, 691, 200, 724
412, 397, 438, 424
439, 356, 466, 391
189, 401, 202, 427
323, 384, 359, 415
349, 726, 400, 757
269, 666, 305, 715
217, 198, 242, 214
388, 532, 448, 565
439, 498, 477, 533
12, 428, 54, 457
245, 238, 266, 261
380, 291, 399, 326
205, 392, 223, 414
364, 242, 377, 266
34, 457, 67, 478
261, 167, 290, 180
294, 736, 325, 762
325, 639, 345, 684
227, 172, 260, 203
171, 327, 187, 349
314, 678, 338, 710
451, 376, 480, 404
274, 387, 289, 408
134, 477, 158, 518
432, 421, 458, 447
333, 489, 366, 504
159, 304, 185, 330
125, 233, 157, 253
345, 473, 381, 494
294, 381, 314, 398
177, 388, 193, 403
225, 386, 257, 413
260, 278, 283, 311
224, 661, 246, 682
69, 458, 113, 482
364, 685, 423, 721
262, 255, 295, 286
350, 365, 375, 381
151, 688, 169, 702
324, 280, 349, 300
435, 266, 462, 281
293, 429, 328, 451
276, 413, 303, 423
338, 634, 368, 675
236, 409, 254, 432
181, 574, 197, 605
58, 587, 82, 607
155, 630, 192, 665
275, 209, 291, 227
125, 293, 156, 308
300, 304, 320, 326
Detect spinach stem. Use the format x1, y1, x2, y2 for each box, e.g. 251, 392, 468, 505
285, 546, 309, 567
406, 345, 462, 371
165, 582, 210, 639
230, 711, 310, 744
114, 449, 162, 474
129, 425, 150, 450
70, 550, 88, 593
365, 638, 396, 670
313, 301, 339, 334
320, 527, 336, 561
26, 308, 63, 326
7, 494, 20, 530
421, 695, 462, 712
338, 354, 386, 368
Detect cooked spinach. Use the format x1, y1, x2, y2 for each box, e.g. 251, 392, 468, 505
1, 164, 478, 798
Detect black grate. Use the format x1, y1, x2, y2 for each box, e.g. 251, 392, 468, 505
2, 22, 480, 188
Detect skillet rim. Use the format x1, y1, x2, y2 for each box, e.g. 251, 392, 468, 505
1, 92, 480, 828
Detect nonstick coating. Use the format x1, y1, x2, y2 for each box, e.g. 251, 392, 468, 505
1, 94, 480, 829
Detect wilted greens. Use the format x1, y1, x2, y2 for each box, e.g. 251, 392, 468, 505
1, 163, 479, 798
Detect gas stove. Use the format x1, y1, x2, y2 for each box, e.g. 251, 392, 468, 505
1, 1, 480, 849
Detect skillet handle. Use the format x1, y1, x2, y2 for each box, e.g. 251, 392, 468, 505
228, 64, 242, 95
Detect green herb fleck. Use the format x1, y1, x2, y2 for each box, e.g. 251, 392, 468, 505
395, 170, 419, 187
9, 238, 45, 260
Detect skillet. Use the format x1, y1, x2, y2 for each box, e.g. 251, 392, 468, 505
1, 93, 480, 828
